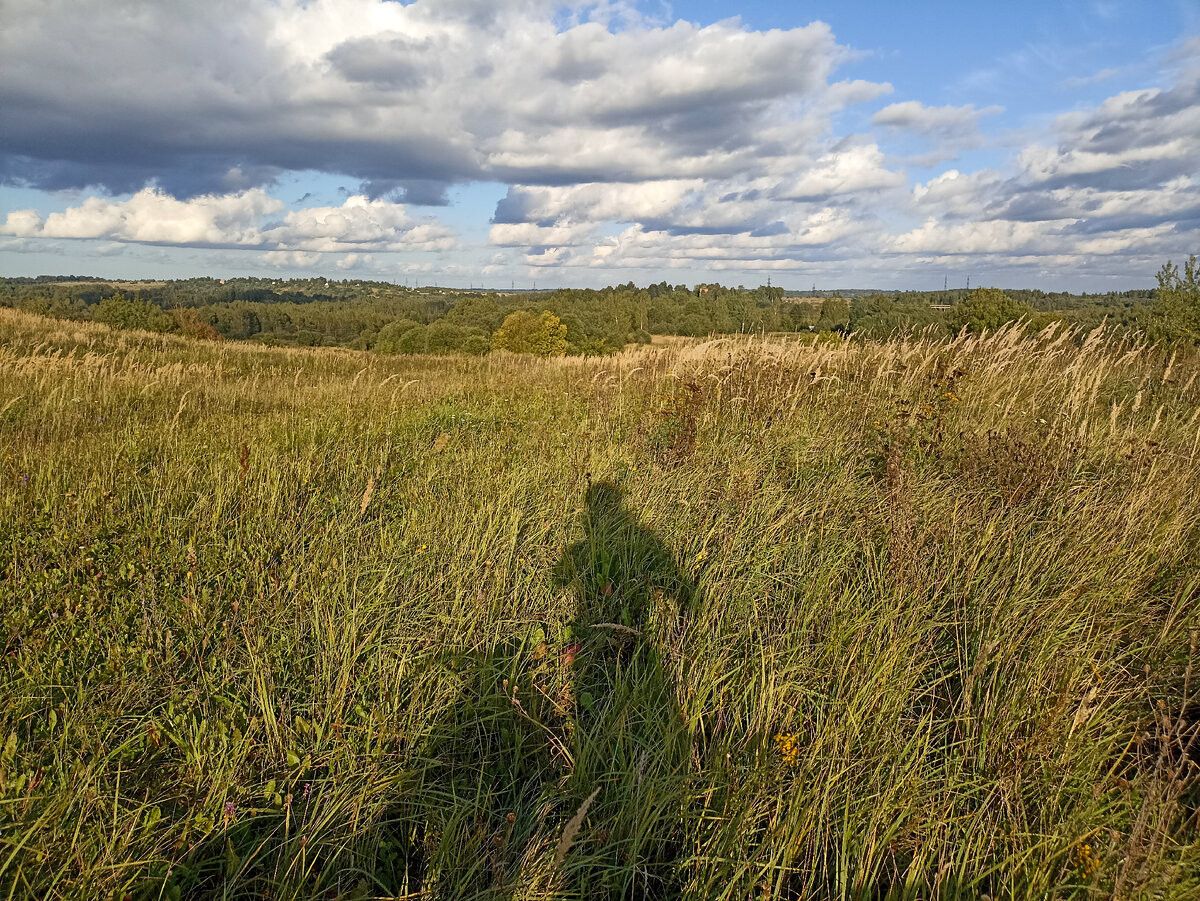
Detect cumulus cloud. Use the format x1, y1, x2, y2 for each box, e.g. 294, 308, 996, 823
1, 190, 456, 253
2, 190, 282, 245
493, 180, 704, 226
1013, 68, 1200, 192
887, 54, 1200, 274
1, 0, 1197, 284
776, 144, 906, 201
872, 101, 1002, 138
0, 0, 878, 197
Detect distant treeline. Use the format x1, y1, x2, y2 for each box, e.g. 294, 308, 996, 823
1, 263, 1195, 353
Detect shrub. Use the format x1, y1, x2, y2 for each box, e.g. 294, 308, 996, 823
375, 319, 423, 354
172, 307, 223, 341
1153, 254, 1199, 342
492, 310, 568, 356
949, 287, 1035, 332
92, 292, 174, 333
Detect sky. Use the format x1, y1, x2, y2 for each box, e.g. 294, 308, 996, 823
1, 0, 1198, 291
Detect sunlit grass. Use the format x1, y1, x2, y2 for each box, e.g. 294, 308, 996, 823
1, 307, 1198, 899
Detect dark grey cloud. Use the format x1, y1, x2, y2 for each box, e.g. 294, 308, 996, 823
492, 186, 534, 224
1064, 207, 1200, 234
3, 0, 1196, 284
359, 178, 453, 205
0, 0, 860, 198
325, 36, 434, 88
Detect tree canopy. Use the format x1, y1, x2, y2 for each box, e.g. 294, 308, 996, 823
492, 310, 568, 356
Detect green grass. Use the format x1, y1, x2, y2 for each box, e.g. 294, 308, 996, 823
1, 307, 1198, 900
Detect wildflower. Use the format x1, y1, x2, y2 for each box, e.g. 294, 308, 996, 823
1072, 841, 1100, 878
774, 731, 800, 769
302, 782, 311, 799
223, 800, 236, 824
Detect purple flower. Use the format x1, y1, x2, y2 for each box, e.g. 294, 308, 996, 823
302, 782, 311, 799
224, 800, 236, 820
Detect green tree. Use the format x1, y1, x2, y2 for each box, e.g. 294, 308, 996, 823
426, 321, 487, 355
395, 324, 428, 354
93, 292, 173, 332
816, 298, 850, 332
375, 319, 422, 354
492, 310, 568, 356
1154, 255, 1199, 342
949, 288, 1034, 332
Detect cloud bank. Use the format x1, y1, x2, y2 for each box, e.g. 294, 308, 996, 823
0, 0, 1197, 284
1, 190, 456, 253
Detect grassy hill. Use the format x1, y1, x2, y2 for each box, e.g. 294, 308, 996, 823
1, 307, 1198, 899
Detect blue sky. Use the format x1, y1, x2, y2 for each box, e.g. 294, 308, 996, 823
1, 0, 1197, 290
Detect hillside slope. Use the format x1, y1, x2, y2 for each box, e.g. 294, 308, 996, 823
1, 308, 1198, 899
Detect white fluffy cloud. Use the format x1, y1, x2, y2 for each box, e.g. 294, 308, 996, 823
777, 145, 906, 200
0, 0, 872, 196
0, 0, 1197, 283
1, 190, 456, 253
884, 56, 1200, 275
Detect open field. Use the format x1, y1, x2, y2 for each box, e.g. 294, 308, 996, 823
1, 307, 1199, 899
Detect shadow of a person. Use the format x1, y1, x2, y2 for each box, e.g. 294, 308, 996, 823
395, 481, 698, 901
552, 479, 697, 898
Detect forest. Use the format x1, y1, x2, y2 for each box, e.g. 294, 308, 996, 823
0, 264, 1190, 355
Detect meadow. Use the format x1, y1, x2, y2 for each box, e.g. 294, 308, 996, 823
1, 306, 1198, 899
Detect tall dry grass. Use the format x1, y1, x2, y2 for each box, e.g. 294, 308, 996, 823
1, 307, 1197, 899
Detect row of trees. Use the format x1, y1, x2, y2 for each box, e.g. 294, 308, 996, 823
2, 260, 1195, 354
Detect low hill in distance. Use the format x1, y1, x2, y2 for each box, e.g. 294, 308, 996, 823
0, 272, 1183, 356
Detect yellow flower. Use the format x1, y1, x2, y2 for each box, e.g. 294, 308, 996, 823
774, 731, 800, 768
1071, 841, 1100, 878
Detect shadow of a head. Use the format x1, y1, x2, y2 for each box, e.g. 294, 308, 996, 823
571, 479, 696, 619
584, 480, 623, 516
